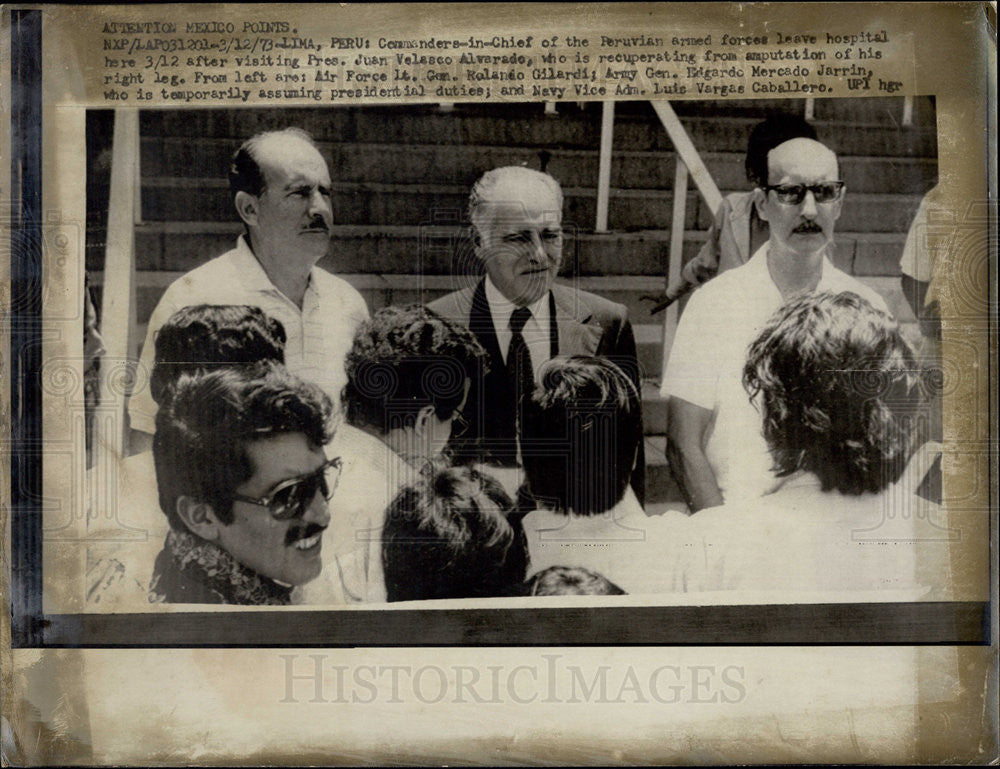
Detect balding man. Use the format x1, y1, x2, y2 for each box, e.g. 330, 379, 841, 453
662, 138, 890, 511
129, 128, 369, 452
428, 166, 645, 504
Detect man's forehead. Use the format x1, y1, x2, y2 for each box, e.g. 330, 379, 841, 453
482, 199, 562, 229
242, 433, 324, 490
256, 136, 330, 186
768, 138, 838, 181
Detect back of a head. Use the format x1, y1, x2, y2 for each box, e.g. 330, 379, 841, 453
342, 304, 487, 433
521, 356, 642, 515
153, 361, 334, 531
150, 304, 286, 407
382, 463, 526, 601
528, 566, 626, 596
745, 113, 818, 187
743, 290, 921, 495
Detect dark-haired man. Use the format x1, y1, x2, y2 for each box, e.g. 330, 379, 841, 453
129, 127, 368, 453
662, 138, 890, 512
150, 362, 336, 604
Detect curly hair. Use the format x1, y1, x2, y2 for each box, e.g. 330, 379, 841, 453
527, 566, 626, 596
150, 304, 286, 406
154, 361, 334, 530
743, 290, 921, 495
342, 305, 488, 434
382, 462, 526, 601
521, 356, 643, 515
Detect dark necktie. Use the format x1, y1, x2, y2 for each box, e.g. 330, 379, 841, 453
507, 307, 534, 425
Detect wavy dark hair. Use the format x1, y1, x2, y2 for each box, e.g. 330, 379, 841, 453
150, 304, 286, 407
521, 356, 643, 515
743, 290, 921, 495
154, 361, 334, 530
342, 305, 487, 434
382, 462, 526, 601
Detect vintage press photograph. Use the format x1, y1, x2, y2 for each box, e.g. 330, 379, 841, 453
76, 96, 964, 619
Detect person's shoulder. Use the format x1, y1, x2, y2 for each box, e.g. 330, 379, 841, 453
826, 267, 890, 312
557, 284, 628, 321
311, 267, 368, 311
158, 246, 244, 301
426, 283, 477, 320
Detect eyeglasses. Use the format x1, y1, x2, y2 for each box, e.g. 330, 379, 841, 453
230, 457, 342, 521
762, 182, 845, 205
450, 410, 470, 437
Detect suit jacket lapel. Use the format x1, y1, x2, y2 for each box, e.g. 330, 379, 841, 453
469, 279, 505, 371
552, 284, 603, 356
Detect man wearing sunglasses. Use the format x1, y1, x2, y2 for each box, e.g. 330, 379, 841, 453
662, 137, 890, 512
149, 361, 336, 604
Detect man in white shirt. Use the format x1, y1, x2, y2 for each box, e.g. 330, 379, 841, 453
662, 138, 890, 511
427, 166, 645, 502
128, 127, 369, 453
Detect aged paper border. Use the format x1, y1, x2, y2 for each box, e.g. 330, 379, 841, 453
4, 2, 997, 764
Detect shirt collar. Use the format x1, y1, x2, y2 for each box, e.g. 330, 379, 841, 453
484, 275, 550, 331
749, 242, 835, 293
231, 235, 317, 301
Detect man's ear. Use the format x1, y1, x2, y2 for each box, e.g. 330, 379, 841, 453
176, 495, 223, 541
752, 187, 769, 223
234, 190, 259, 229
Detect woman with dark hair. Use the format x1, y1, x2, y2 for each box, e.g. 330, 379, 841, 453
672, 291, 954, 597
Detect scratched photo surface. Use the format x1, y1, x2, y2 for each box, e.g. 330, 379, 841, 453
4, 2, 995, 765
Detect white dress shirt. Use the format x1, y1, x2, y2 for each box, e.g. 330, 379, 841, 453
484, 276, 552, 382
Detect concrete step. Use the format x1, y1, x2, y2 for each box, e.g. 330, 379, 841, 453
91, 222, 910, 279
137, 138, 938, 194
134, 177, 924, 233
132, 104, 938, 158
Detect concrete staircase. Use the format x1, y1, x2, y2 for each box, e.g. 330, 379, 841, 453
86, 97, 937, 512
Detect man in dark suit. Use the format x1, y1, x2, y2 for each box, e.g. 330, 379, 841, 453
427, 166, 645, 504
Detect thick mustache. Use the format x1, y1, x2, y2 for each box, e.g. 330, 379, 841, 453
303, 219, 329, 232
793, 221, 823, 233
285, 521, 326, 546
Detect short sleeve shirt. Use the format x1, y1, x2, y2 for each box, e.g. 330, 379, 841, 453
661, 245, 890, 504
128, 237, 369, 434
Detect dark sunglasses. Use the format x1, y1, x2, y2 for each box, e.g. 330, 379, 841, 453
762, 181, 845, 205
231, 457, 342, 521
450, 410, 470, 437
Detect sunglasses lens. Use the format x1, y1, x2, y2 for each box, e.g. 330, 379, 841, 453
814, 183, 841, 202
775, 185, 805, 204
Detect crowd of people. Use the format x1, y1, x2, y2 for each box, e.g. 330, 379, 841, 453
88, 116, 951, 607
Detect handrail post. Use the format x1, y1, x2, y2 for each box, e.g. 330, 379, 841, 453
649, 101, 722, 214
902, 95, 914, 126
595, 100, 615, 232
661, 158, 689, 381
96, 109, 138, 463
